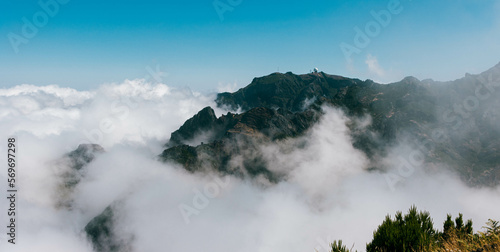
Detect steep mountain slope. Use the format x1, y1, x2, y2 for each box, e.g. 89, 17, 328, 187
161, 63, 500, 186
55, 144, 105, 208
161, 105, 321, 181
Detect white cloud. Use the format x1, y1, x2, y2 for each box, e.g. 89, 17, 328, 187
217, 81, 239, 93
365, 54, 386, 78
0, 84, 93, 106
0, 79, 229, 147
260, 107, 368, 201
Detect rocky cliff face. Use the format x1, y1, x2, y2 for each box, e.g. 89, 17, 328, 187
161, 106, 321, 181
84, 204, 132, 252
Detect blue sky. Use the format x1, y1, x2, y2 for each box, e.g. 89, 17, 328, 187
1, 0, 499, 91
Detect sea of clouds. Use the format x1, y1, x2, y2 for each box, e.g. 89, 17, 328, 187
0, 79, 499, 251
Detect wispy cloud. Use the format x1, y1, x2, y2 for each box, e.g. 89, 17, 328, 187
217, 81, 239, 93
365, 54, 386, 78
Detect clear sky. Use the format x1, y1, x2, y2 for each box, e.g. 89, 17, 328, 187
1, 0, 499, 91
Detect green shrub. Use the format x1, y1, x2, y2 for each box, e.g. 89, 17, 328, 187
328, 207, 498, 252
366, 206, 436, 252
330, 240, 355, 252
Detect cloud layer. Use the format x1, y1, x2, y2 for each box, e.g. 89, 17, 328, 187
0, 80, 499, 252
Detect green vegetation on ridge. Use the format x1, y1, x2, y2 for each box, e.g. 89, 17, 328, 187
329, 206, 499, 252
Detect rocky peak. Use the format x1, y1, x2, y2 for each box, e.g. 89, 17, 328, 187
168, 106, 218, 146
67, 144, 105, 171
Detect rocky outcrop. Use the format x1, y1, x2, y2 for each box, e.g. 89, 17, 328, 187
56, 144, 105, 208
161, 106, 321, 181
168, 106, 219, 146
84, 205, 131, 252
67, 144, 105, 171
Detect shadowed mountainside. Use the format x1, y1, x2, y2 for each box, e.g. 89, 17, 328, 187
162, 63, 500, 186
55, 144, 105, 209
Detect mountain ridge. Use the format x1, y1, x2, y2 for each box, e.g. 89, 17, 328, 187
162, 62, 500, 186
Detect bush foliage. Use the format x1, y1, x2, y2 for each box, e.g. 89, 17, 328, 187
366, 206, 435, 252
327, 206, 499, 252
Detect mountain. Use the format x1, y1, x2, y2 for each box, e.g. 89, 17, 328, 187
161, 63, 500, 187
54, 144, 130, 252
79, 63, 500, 251
55, 144, 105, 208
85, 204, 131, 252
